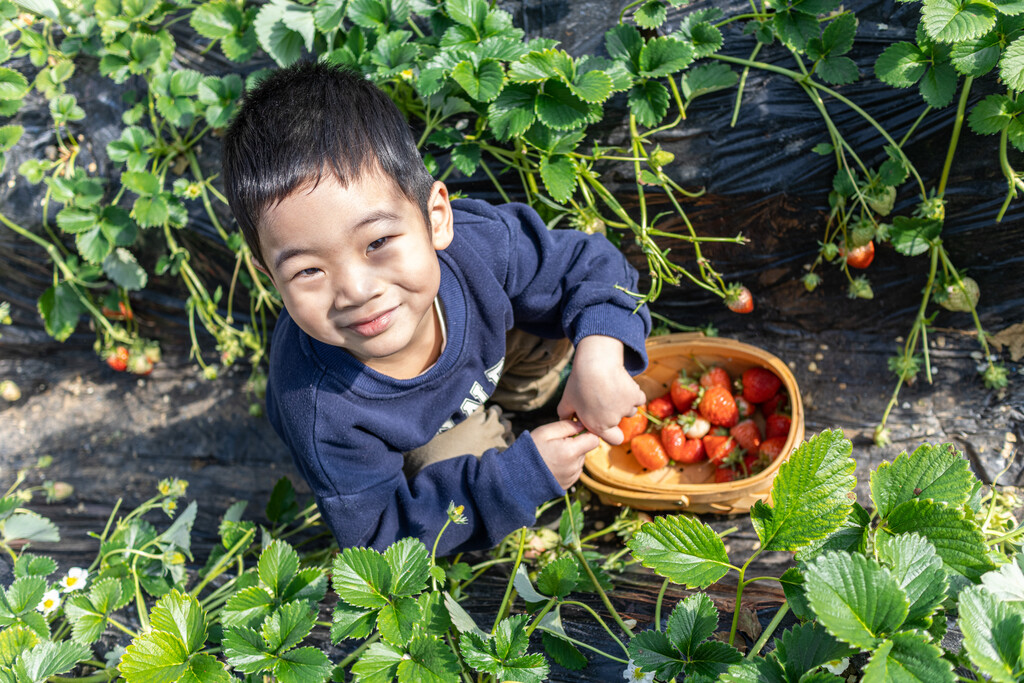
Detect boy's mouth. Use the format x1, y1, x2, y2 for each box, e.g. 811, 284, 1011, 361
348, 307, 396, 337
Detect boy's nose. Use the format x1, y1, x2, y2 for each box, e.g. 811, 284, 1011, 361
332, 270, 384, 309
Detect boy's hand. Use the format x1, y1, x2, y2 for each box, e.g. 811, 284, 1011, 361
557, 335, 646, 446
532, 420, 600, 490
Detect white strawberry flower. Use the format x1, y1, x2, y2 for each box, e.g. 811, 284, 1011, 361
60, 567, 89, 592
622, 659, 655, 683
37, 589, 61, 615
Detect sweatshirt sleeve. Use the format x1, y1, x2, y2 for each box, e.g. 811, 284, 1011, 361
488, 201, 651, 374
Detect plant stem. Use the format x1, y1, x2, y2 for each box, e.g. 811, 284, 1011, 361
985, 522, 1024, 546
937, 76, 973, 198
561, 600, 629, 655
746, 602, 788, 658
523, 597, 558, 637
654, 577, 669, 631
335, 632, 380, 670
491, 527, 527, 634
190, 527, 255, 597
730, 42, 763, 128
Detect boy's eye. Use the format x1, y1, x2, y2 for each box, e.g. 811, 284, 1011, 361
367, 236, 388, 252
294, 267, 320, 279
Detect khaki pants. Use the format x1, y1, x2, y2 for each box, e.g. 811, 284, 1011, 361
403, 329, 573, 476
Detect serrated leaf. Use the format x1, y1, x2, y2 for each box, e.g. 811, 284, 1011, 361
805, 552, 909, 649
536, 556, 578, 598
76, 226, 113, 264
680, 62, 738, 103
223, 626, 274, 673
260, 540, 299, 598
56, 207, 96, 234
871, 443, 975, 519
687, 640, 743, 679
398, 634, 461, 682
0, 125, 22, 151
450, 143, 481, 177
488, 84, 536, 140
919, 61, 958, 107
721, 656, 787, 683
443, 590, 487, 638
262, 601, 314, 653
980, 554, 1024, 602
178, 653, 230, 683
887, 216, 941, 256
751, 429, 856, 552
875, 42, 929, 87
634, 0, 667, 29
330, 601, 376, 642
862, 632, 956, 683
119, 629, 189, 682
774, 9, 819, 50
780, 567, 814, 620
886, 499, 994, 580
666, 593, 718, 658
377, 595, 419, 646
628, 79, 670, 127
102, 248, 147, 291
923, 0, 996, 43
350, 640, 403, 681
570, 69, 612, 103
876, 532, 947, 626
676, 17, 723, 58
13, 555, 57, 578
628, 629, 685, 680
13, 640, 90, 683
274, 646, 330, 683
1001, 35, 1024, 90
541, 632, 587, 670
775, 622, 857, 682
639, 36, 693, 78
221, 585, 275, 628
1, 577, 46, 616
535, 81, 591, 130
332, 546, 391, 609
149, 590, 207, 655
817, 56, 859, 85
627, 514, 731, 588
190, 0, 240, 39
0, 625, 37, 667
958, 585, 1024, 681
0, 68, 29, 100
2, 513, 59, 544
605, 23, 643, 70
796, 502, 871, 563
951, 31, 1003, 76
384, 537, 429, 598
969, 94, 1021, 135
451, 59, 503, 102
539, 153, 576, 203
254, 1, 305, 67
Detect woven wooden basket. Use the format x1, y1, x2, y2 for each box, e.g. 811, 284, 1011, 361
580, 333, 804, 514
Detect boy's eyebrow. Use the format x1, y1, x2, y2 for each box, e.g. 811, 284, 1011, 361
273, 208, 402, 270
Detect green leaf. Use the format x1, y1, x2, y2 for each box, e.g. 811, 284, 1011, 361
862, 632, 956, 683
919, 61, 958, 107
969, 94, 1021, 134
922, 0, 996, 43
950, 31, 1003, 76
262, 601, 314, 653
76, 226, 113, 264
634, 0, 667, 29
780, 567, 813, 620
665, 593, 718, 658
885, 499, 994, 581
330, 601, 376, 642
875, 43, 929, 87
450, 59, 504, 102
535, 81, 592, 130
773, 9, 819, 50
265, 477, 298, 524
627, 514, 731, 588
487, 84, 537, 140
721, 656, 787, 683
680, 62, 738, 103
383, 537, 429, 598
1000, 35, 1024, 91
0, 125, 22, 151
56, 207, 97, 234
254, 0, 307, 67
541, 632, 587, 671
446, 0, 486, 30
349, 640, 403, 682
823, 12, 857, 55
107, 126, 154, 173
639, 36, 693, 78
876, 532, 948, 626
871, 443, 975, 519
132, 194, 170, 229
260, 540, 300, 598
605, 24, 643, 72
149, 590, 207, 655
37, 283, 85, 342
980, 554, 1024, 603
12, 641, 90, 683
676, 12, 724, 58
536, 556, 578, 598
221, 586, 275, 628
462, 615, 546, 682
628, 79, 670, 127
0, 68, 29, 100
119, 629, 189, 683
774, 622, 857, 682
273, 647, 331, 683
376, 596, 420, 646
751, 429, 856, 552
121, 171, 160, 197
687, 641, 743, 679
887, 217, 941, 256
0, 625, 37, 667
539, 154, 576, 203
102, 248, 147, 291
795, 502, 871, 563
804, 552, 909, 649
398, 634, 462, 682
223, 626, 274, 673
1, 576, 47, 616
817, 56, 859, 85
570, 69, 612, 103
332, 546, 391, 609
190, 0, 240, 39
628, 629, 685, 681
958, 585, 1024, 682
178, 653, 230, 683
13, 555, 57, 578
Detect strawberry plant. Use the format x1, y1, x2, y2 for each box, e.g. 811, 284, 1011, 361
1, 430, 1021, 681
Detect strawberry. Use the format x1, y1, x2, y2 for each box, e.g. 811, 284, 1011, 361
698, 386, 739, 428
630, 433, 669, 470
759, 436, 788, 462
937, 276, 980, 312
670, 373, 700, 413
734, 395, 755, 419
725, 283, 753, 314
843, 240, 875, 269
765, 413, 792, 439
760, 391, 789, 417
618, 411, 648, 442
741, 367, 782, 404
674, 437, 706, 464
730, 419, 762, 453
714, 467, 736, 483
703, 432, 738, 464
679, 411, 710, 439
699, 366, 732, 390
106, 346, 129, 372
743, 452, 765, 476
128, 353, 153, 376
659, 423, 686, 462
647, 393, 676, 420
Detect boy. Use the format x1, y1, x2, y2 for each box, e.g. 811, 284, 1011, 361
222, 61, 650, 555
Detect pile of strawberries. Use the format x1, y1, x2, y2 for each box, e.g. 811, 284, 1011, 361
617, 364, 793, 483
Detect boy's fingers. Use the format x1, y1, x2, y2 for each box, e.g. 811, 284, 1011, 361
537, 418, 588, 440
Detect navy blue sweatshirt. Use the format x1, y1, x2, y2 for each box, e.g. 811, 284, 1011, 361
265, 199, 650, 555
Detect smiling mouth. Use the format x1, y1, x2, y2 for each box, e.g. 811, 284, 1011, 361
348, 308, 396, 337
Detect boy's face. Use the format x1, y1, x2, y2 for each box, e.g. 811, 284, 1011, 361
256, 173, 453, 377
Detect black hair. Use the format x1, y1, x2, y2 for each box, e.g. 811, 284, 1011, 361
221, 61, 435, 267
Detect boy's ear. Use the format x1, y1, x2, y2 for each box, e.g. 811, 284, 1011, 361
427, 181, 454, 250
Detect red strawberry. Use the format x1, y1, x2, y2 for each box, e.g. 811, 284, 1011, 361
725, 284, 753, 314
760, 391, 790, 417
765, 413, 792, 440
703, 432, 738, 464
679, 411, 710, 439
759, 436, 788, 462
741, 367, 782, 404
618, 411, 648, 441
843, 240, 875, 269
743, 452, 766, 477
647, 394, 676, 420
698, 386, 739, 428
699, 366, 732, 391
676, 438, 706, 464
730, 419, 762, 453
735, 395, 755, 419
670, 373, 700, 413
714, 467, 736, 483
631, 433, 669, 470
106, 346, 129, 372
